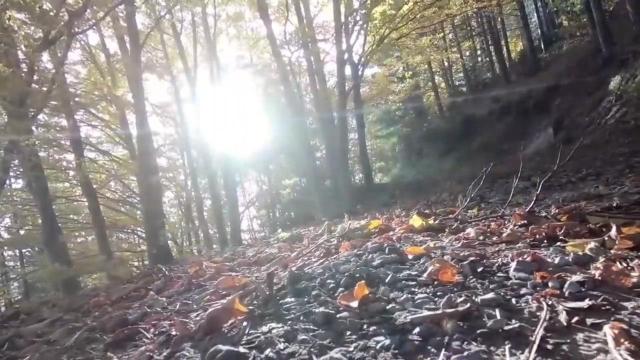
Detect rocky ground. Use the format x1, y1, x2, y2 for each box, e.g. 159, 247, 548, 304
1, 125, 640, 360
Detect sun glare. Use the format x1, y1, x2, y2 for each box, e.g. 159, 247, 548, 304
192, 70, 271, 158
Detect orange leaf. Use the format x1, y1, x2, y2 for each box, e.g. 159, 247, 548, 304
405, 246, 428, 257
232, 297, 249, 318
425, 259, 460, 285
593, 260, 639, 288
534, 272, 553, 283
339, 242, 353, 253
215, 275, 250, 290
337, 281, 370, 309
604, 321, 640, 358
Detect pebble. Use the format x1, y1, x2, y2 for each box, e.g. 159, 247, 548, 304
412, 323, 441, 339
554, 256, 572, 268
510, 260, 537, 275
372, 255, 402, 267
364, 302, 387, 314
477, 293, 504, 307
205, 345, 251, 360
564, 280, 583, 297
313, 308, 336, 327
487, 318, 508, 330
549, 278, 562, 289
440, 294, 457, 309
570, 253, 595, 267
508, 280, 528, 288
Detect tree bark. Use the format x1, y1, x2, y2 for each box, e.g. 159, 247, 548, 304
439, 59, 454, 96
487, 14, 511, 83
627, 0, 640, 32
477, 11, 497, 79
256, 0, 324, 217
52, 49, 113, 261
497, 1, 514, 67
451, 18, 473, 91
0, 142, 16, 198
532, 0, 551, 50
440, 23, 456, 92
515, 0, 540, 74
221, 157, 242, 246
121, 0, 173, 265
426, 58, 445, 118
587, 0, 614, 59
464, 14, 480, 82
332, 0, 353, 209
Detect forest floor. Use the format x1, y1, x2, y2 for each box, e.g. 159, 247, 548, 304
3, 38, 640, 360
1, 119, 639, 360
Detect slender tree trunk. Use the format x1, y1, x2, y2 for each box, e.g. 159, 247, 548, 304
532, 0, 551, 50
257, 0, 324, 217
487, 14, 511, 83
52, 50, 113, 261
587, 0, 614, 59
96, 23, 137, 161
332, 0, 353, 210
464, 14, 480, 82
516, 0, 540, 74
221, 157, 242, 246
204, 159, 229, 250
451, 18, 472, 91
121, 0, 173, 265
627, 0, 640, 32
0, 142, 16, 198
478, 11, 497, 79
497, 1, 514, 67
440, 23, 456, 91
17, 249, 29, 300
426, 58, 445, 117
351, 74, 374, 186
439, 59, 454, 95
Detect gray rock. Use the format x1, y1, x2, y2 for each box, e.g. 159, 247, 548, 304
313, 308, 336, 327
477, 293, 504, 307
487, 318, 508, 330
385, 273, 398, 285
440, 294, 457, 309
511, 260, 537, 275
554, 256, 572, 267
372, 255, 402, 267
451, 349, 491, 360
345, 319, 363, 332
563, 280, 583, 297
386, 304, 403, 313
364, 302, 387, 314
570, 253, 595, 267
586, 243, 607, 258
548, 278, 562, 289
508, 280, 528, 288
412, 323, 441, 339
205, 345, 250, 360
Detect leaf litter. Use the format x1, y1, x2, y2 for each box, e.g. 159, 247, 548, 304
2, 152, 640, 359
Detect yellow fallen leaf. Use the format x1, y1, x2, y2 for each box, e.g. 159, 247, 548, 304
409, 214, 431, 231
405, 246, 428, 257
368, 219, 383, 231
233, 297, 249, 315
566, 241, 588, 253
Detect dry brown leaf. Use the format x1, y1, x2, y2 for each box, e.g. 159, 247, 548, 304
425, 259, 460, 285
337, 280, 371, 309
604, 321, 640, 360
534, 271, 554, 283
593, 260, 640, 288
215, 275, 250, 291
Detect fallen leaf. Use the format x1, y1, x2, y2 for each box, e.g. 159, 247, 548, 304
337, 280, 371, 309
409, 214, 431, 232
232, 297, 249, 317
611, 225, 640, 250
593, 260, 640, 288
604, 321, 640, 360
215, 275, 250, 291
566, 241, 588, 253
194, 297, 249, 339
368, 219, 383, 231
339, 239, 366, 253
405, 246, 428, 257
425, 259, 460, 285
534, 272, 554, 283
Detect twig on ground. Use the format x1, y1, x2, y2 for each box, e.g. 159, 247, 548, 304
526, 137, 584, 212
452, 163, 494, 218
501, 152, 523, 213
527, 300, 549, 360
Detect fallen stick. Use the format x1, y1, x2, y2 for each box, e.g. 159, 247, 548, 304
501, 152, 523, 213
526, 300, 549, 360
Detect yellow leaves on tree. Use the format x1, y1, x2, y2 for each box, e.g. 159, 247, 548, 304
215, 275, 250, 291
425, 259, 460, 285
337, 280, 371, 309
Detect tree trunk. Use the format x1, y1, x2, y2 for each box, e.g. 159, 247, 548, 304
497, 1, 514, 67
627, 0, 640, 32
351, 74, 374, 186
331, 0, 353, 210
121, 0, 173, 265
464, 14, 480, 82
0, 142, 16, 198
587, 0, 614, 59
439, 59, 454, 96
532, 0, 551, 50
256, 0, 324, 217
487, 14, 511, 83
451, 18, 473, 91
17, 248, 29, 300
204, 158, 229, 250
426, 58, 445, 117
440, 23, 456, 92
293, 0, 344, 197
221, 157, 242, 246
53, 50, 113, 261
515, 0, 540, 74
478, 12, 497, 79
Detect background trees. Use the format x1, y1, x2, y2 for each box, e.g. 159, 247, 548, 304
0, 0, 628, 302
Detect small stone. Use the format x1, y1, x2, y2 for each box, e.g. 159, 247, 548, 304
364, 302, 387, 314
313, 308, 336, 327
412, 323, 442, 339
510, 260, 537, 275
548, 278, 562, 289
487, 318, 507, 330
205, 345, 250, 360
386, 304, 403, 313
508, 280, 528, 288
345, 319, 363, 332
570, 253, 595, 267
372, 255, 402, 267
378, 286, 391, 298
554, 256, 572, 267
451, 349, 491, 360
586, 243, 607, 258
440, 294, 457, 309
477, 293, 504, 307
385, 273, 398, 285
563, 280, 583, 297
